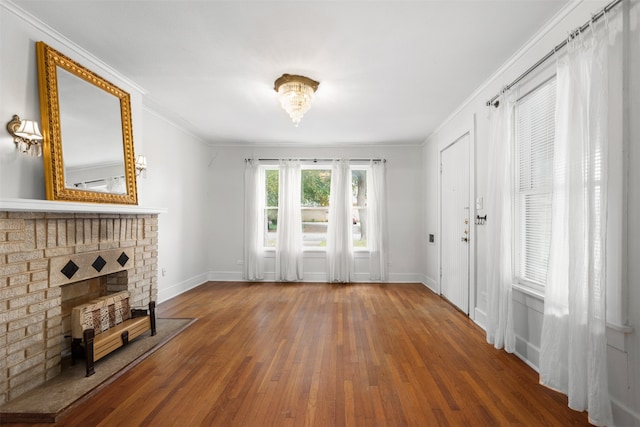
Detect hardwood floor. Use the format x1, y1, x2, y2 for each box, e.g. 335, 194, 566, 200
5, 282, 589, 426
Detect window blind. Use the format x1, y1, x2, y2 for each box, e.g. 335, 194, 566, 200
515, 78, 556, 289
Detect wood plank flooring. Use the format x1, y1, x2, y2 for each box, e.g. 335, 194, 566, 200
4, 282, 590, 426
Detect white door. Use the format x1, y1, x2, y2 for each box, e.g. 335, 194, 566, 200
440, 134, 470, 314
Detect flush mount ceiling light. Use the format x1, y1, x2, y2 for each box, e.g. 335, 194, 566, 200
274, 74, 319, 127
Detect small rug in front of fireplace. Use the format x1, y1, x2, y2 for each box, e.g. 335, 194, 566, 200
0, 317, 196, 424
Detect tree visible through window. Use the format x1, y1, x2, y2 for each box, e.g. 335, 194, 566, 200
262, 165, 369, 249
352, 168, 367, 247
264, 168, 278, 247
301, 169, 331, 247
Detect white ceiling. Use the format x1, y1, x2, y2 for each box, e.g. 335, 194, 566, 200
14, 0, 569, 146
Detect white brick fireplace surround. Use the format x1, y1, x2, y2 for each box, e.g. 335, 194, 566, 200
0, 199, 165, 404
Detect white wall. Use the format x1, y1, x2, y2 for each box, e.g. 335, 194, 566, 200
422, 1, 640, 424
207, 144, 425, 283
139, 109, 211, 303
0, 2, 144, 200
0, 1, 212, 305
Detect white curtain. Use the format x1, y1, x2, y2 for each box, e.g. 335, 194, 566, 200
539, 23, 612, 426
243, 159, 264, 280
485, 90, 515, 352
275, 160, 303, 281
327, 160, 353, 282
106, 176, 126, 194
368, 160, 387, 281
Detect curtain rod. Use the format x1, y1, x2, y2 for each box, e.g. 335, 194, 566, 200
486, 0, 623, 107
73, 176, 124, 186
245, 158, 386, 163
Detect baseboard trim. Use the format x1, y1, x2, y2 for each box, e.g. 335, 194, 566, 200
473, 307, 487, 330
157, 272, 209, 303
420, 274, 437, 293
204, 270, 425, 283
207, 271, 245, 282
513, 334, 540, 372
611, 397, 640, 427
386, 273, 424, 283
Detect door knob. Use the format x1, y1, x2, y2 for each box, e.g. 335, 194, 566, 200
461, 237, 468, 242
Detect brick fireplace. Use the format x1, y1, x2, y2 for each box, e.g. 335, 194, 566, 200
0, 207, 160, 404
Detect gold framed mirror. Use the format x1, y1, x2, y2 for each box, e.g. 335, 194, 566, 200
36, 41, 138, 204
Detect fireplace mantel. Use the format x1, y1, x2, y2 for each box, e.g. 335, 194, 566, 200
0, 198, 167, 214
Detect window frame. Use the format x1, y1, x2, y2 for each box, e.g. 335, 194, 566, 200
351, 165, 370, 252
259, 162, 372, 252
262, 165, 279, 249
300, 165, 332, 249
513, 75, 557, 294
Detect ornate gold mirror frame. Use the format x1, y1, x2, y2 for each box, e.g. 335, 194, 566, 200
36, 41, 138, 204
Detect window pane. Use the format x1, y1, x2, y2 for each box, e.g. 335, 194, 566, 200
264, 208, 277, 247
264, 168, 278, 247
301, 169, 331, 247
515, 78, 556, 289
352, 169, 368, 247
352, 208, 367, 247
517, 193, 551, 285
301, 169, 331, 207
265, 169, 278, 207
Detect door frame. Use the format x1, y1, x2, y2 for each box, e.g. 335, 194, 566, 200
437, 116, 476, 319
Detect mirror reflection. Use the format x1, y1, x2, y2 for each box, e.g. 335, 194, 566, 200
57, 67, 126, 194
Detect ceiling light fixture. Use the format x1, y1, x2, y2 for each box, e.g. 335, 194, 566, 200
274, 74, 319, 127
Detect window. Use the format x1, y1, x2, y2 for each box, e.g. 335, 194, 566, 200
261, 164, 371, 250
352, 167, 368, 248
264, 167, 278, 247
514, 78, 556, 291
301, 167, 331, 247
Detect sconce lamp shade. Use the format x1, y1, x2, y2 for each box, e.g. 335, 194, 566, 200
6, 114, 44, 157
135, 155, 147, 170
135, 155, 147, 177
14, 120, 43, 140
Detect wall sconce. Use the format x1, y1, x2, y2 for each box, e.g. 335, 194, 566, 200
6, 114, 43, 157
135, 155, 147, 177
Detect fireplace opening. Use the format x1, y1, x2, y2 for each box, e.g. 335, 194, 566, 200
61, 277, 106, 357
59, 270, 129, 358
